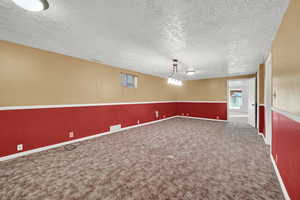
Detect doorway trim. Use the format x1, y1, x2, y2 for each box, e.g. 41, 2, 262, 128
227, 78, 257, 127
265, 53, 272, 145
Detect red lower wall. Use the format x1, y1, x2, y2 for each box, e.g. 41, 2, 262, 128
177, 102, 227, 120
0, 102, 177, 158
0, 101, 227, 158
259, 106, 265, 135
272, 111, 300, 200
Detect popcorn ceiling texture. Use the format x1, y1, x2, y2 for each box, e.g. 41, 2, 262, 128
0, 0, 289, 80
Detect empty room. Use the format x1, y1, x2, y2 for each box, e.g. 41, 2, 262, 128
0, 0, 299, 200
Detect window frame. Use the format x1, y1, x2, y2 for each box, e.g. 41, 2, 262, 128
120, 73, 138, 88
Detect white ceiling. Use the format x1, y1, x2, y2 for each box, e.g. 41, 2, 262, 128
0, 0, 289, 80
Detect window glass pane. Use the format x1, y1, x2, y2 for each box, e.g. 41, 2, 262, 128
127, 74, 134, 83
120, 73, 127, 87
127, 75, 134, 88
120, 73, 137, 88
230, 90, 243, 109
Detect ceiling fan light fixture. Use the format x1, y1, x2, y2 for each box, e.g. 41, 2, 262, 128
12, 0, 49, 12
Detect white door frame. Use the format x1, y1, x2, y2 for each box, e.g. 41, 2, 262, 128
248, 77, 257, 127
256, 72, 261, 135
227, 80, 230, 121
227, 78, 257, 127
265, 53, 272, 145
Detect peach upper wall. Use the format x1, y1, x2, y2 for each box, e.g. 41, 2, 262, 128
0, 40, 255, 107
177, 74, 256, 102
0, 40, 178, 106
258, 64, 265, 105
272, 0, 300, 116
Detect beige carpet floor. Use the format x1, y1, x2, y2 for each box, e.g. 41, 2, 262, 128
229, 110, 249, 123
0, 118, 283, 200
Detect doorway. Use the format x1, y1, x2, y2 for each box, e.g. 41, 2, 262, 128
228, 78, 257, 127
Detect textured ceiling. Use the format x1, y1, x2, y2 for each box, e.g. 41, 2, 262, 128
0, 0, 289, 80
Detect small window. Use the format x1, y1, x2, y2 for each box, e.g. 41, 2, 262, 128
120, 73, 138, 88
230, 90, 243, 109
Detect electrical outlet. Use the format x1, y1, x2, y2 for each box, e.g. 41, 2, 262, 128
69, 131, 74, 138
110, 124, 121, 132
155, 111, 159, 119
17, 144, 23, 151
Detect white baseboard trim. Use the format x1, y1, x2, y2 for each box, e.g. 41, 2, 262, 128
176, 115, 227, 122
0, 101, 177, 111
178, 101, 227, 103
0, 101, 228, 111
270, 154, 291, 200
258, 132, 269, 145
263, 136, 268, 145
0, 116, 176, 161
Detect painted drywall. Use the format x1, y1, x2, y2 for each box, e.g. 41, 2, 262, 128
0, 40, 258, 107
258, 64, 265, 105
0, 102, 178, 158
272, 111, 300, 200
271, 0, 300, 199
0, 40, 178, 107
272, 0, 300, 117
0, 40, 225, 159
0, 101, 229, 159
177, 75, 255, 102
178, 78, 227, 101
0, 40, 252, 159
259, 106, 265, 135
177, 102, 227, 120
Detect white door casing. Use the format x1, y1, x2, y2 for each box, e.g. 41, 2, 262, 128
265, 53, 272, 145
248, 78, 256, 127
